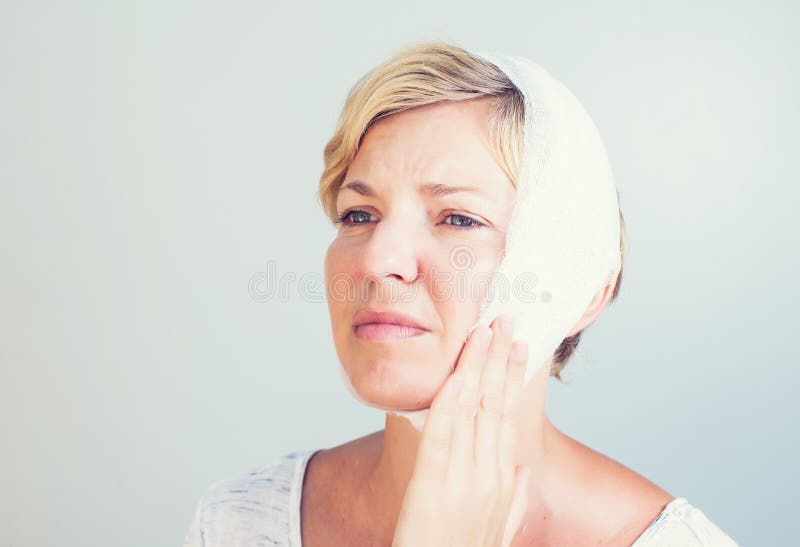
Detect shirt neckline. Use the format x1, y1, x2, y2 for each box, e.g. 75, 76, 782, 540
287, 448, 687, 547
630, 495, 690, 545
289, 449, 320, 547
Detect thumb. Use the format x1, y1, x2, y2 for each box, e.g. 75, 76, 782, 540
501, 465, 530, 547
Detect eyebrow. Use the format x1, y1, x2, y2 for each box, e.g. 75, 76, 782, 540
340, 180, 481, 198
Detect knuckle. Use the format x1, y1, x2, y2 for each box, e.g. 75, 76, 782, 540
475, 477, 494, 499
427, 431, 450, 452
479, 394, 502, 417
500, 405, 518, 425
463, 369, 481, 386
486, 347, 506, 366
458, 400, 478, 421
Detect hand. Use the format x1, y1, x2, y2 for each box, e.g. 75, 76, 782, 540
392, 315, 531, 547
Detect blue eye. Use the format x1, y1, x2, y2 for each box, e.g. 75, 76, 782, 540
336, 209, 375, 225
443, 213, 483, 229
335, 209, 484, 230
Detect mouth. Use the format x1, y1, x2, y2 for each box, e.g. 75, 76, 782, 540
352, 309, 430, 342
354, 323, 429, 342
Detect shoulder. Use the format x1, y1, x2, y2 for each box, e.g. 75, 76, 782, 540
181, 449, 316, 547
631, 497, 739, 547
548, 428, 737, 546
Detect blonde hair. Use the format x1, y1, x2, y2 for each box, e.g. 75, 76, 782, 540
317, 40, 628, 381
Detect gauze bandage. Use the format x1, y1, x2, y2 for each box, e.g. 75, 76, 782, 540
337, 49, 622, 432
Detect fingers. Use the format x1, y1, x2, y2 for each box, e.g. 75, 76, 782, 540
474, 315, 515, 469
415, 371, 464, 482
408, 314, 530, 547
448, 325, 492, 476
499, 340, 528, 483
417, 313, 526, 489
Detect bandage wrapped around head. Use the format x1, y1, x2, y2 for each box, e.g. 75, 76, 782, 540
337, 48, 622, 432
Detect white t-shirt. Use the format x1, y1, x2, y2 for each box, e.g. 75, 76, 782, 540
181, 450, 739, 546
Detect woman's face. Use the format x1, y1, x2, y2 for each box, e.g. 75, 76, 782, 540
324, 97, 517, 411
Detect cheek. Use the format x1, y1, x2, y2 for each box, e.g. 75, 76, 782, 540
324, 239, 358, 292
324, 241, 356, 337
428, 238, 504, 301
427, 242, 504, 349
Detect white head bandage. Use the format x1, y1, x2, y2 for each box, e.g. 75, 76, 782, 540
339, 49, 622, 432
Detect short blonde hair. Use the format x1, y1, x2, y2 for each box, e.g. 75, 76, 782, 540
317, 40, 628, 381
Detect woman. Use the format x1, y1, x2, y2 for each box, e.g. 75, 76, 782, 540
182, 41, 738, 546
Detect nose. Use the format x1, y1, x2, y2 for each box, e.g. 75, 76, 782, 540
359, 216, 422, 288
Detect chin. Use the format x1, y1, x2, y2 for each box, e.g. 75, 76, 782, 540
345, 356, 448, 410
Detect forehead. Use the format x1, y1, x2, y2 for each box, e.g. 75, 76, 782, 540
344, 97, 510, 193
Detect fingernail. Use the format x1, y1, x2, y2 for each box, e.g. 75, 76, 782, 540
512, 341, 528, 362
500, 315, 515, 337
473, 326, 491, 349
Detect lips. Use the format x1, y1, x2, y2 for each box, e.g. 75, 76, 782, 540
353, 309, 429, 330
352, 309, 430, 342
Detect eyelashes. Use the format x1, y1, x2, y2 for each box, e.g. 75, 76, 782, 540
336, 209, 375, 225
335, 209, 485, 230
442, 213, 484, 229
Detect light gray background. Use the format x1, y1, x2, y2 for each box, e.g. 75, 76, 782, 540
1, 1, 796, 546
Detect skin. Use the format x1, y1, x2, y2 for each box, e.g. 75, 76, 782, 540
312, 97, 674, 546
390, 315, 533, 546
